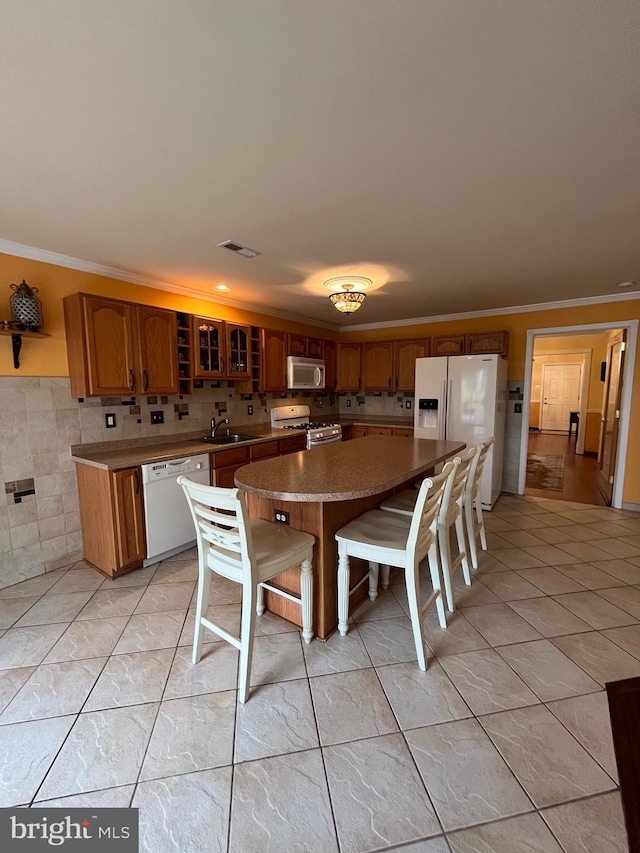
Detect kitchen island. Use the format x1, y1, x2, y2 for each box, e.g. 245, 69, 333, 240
235, 435, 465, 638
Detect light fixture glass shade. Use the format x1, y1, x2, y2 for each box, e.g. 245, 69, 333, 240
325, 276, 371, 313
329, 290, 366, 313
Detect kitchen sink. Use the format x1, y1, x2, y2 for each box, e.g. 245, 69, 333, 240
190, 433, 256, 445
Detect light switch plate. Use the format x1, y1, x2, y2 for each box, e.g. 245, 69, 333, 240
105, 413, 116, 429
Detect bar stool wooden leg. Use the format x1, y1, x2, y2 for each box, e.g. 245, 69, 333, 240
300, 557, 314, 644
337, 546, 351, 637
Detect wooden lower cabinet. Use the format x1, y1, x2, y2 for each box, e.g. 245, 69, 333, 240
393, 427, 414, 437
367, 426, 393, 436
350, 426, 369, 439
76, 464, 146, 578
211, 446, 250, 487
279, 434, 307, 454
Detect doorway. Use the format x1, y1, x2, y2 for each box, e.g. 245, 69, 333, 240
540, 363, 583, 432
519, 320, 637, 508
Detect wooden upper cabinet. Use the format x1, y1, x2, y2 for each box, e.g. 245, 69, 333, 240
465, 330, 509, 356
336, 343, 361, 391
226, 323, 251, 378
287, 333, 324, 359
394, 339, 430, 391
362, 341, 394, 391
431, 334, 466, 357
64, 293, 178, 397
193, 317, 225, 378
135, 306, 179, 394
262, 328, 288, 391
323, 340, 336, 391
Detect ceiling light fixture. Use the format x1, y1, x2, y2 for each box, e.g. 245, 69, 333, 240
214, 284, 230, 292
325, 276, 371, 314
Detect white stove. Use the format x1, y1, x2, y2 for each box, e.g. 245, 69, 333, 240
270, 405, 342, 449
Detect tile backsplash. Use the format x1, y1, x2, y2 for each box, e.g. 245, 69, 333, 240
0, 376, 337, 590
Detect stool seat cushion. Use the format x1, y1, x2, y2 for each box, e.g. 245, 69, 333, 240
379, 489, 418, 517
336, 510, 411, 563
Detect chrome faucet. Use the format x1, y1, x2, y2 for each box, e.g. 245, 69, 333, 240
211, 416, 230, 438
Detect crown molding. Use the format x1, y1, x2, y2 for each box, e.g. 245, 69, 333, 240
341, 290, 640, 331
0, 239, 340, 332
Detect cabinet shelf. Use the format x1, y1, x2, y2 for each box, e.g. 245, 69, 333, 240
0, 329, 51, 369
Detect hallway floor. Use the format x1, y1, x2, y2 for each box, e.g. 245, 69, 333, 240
1, 494, 639, 851
526, 430, 607, 506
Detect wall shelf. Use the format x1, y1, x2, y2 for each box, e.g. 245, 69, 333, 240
0, 329, 51, 369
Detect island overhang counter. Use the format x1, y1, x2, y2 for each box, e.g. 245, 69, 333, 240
234, 435, 466, 639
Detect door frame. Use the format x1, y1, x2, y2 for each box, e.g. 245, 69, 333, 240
518, 320, 638, 508
534, 352, 591, 452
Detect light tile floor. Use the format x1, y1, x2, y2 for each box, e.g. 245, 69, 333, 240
0, 494, 638, 851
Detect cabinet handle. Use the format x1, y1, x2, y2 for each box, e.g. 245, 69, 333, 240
142, 370, 149, 392
134, 469, 140, 494
129, 370, 135, 392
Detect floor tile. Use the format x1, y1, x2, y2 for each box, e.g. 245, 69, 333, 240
37, 703, 158, 801
386, 838, 449, 852
113, 610, 186, 654
229, 750, 338, 853
552, 591, 637, 629
595, 537, 640, 559
552, 631, 640, 684
376, 660, 471, 730
522, 545, 580, 566
603, 623, 640, 659
554, 562, 627, 590
507, 596, 592, 637
541, 791, 628, 853
48, 568, 104, 594
453, 577, 501, 607
478, 571, 546, 601
490, 548, 546, 570
461, 603, 543, 646
547, 691, 618, 781
596, 584, 640, 618
0, 665, 36, 714
480, 704, 615, 807
356, 616, 422, 665
325, 732, 441, 851
43, 616, 128, 662
164, 642, 239, 700
134, 768, 231, 853
179, 604, 241, 647
496, 530, 547, 548
149, 558, 198, 585
0, 657, 106, 723
310, 667, 397, 746
497, 639, 600, 701
515, 566, 586, 595
302, 626, 372, 676
100, 564, 158, 589
0, 596, 41, 629
84, 648, 174, 710
76, 588, 144, 620
249, 632, 307, 687
0, 715, 75, 806
589, 558, 640, 584
406, 717, 532, 831
0, 571, 66, 599
14, 591, 94, 627
439, 648, 538, 715
447, 812, 564, 853
0, 623, 69, 669
134, 581, 195, 614
234, 679, 318, 762
555, 541, 616, 563
422, 609, 490, 656
352, 587, 408, 621
34, 785, 135, 808
140, 690, 235, 781
522, 525, 580, 546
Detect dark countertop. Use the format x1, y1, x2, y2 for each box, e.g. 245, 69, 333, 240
235, 436, 464, 501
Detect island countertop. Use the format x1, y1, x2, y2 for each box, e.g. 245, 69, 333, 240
234, 435, 466, 501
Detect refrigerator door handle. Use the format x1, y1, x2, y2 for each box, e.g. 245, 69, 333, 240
440, 378, 447, 440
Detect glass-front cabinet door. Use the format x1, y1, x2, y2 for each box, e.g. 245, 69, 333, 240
193, 317, 225, 378
226, 323, 251, 378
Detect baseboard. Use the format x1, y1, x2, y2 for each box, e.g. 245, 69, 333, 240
622, 501, 640, 513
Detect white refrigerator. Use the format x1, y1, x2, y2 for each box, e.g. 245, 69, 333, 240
414, 354, 507, 509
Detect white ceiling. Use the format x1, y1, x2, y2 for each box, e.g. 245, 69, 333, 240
2, 0, 639, 328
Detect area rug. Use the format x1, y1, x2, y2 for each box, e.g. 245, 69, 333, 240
526, 453, 565, 491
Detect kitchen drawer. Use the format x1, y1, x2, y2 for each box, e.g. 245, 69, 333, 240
250, 440, 280, 460
210, 446, 250, 468
368, 426, 394, 436
279, 435, 307, 453
393, 428, 414, 437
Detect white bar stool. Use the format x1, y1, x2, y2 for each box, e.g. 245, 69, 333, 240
334, 463, 453, 671
179, 476, 315, 703
464, 438, 494, 570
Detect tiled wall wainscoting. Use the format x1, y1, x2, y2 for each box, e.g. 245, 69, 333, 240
0, 377, 337, 590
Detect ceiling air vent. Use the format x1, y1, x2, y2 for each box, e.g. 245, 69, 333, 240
217, 240, 261, 258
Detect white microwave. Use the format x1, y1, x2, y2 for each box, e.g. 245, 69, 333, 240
286, 356, 326, 390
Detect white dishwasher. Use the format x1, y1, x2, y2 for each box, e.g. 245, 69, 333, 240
141, 454, 210, 566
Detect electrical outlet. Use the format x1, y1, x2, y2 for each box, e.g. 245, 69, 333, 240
274, 510, 290, 525
247, 404, 253, 416
317, 400, 323, 408
514, 402, 522, 414
346, 398, 351, 407
150, 411, 164, 425
405, 399, 412, 409
105, 413, 116, 429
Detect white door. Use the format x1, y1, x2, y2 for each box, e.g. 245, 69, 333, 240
540, 364, 582, 431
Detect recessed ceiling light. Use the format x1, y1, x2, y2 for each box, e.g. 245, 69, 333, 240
617, 280, 637, 288
214, 284, 230, 292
